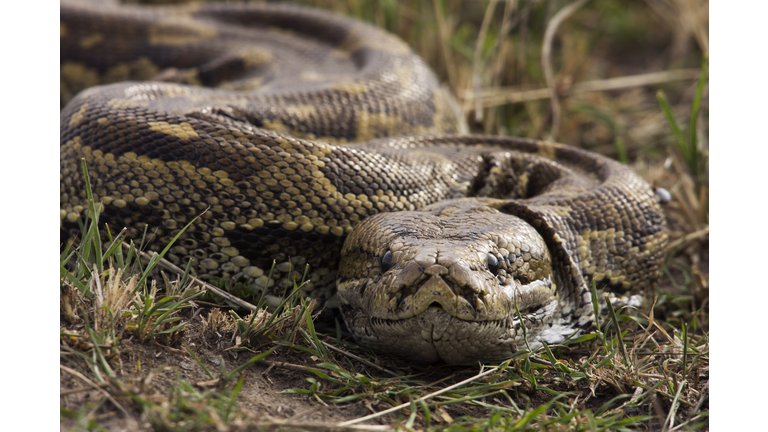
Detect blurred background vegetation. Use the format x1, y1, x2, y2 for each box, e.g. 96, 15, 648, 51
297, 0, 708, 159
128, 0, 709, 164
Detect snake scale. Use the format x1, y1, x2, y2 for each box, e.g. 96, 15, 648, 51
61, 0, 667, 363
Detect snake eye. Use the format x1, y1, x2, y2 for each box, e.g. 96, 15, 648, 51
487, 253, 499, 275
380, 250, 393, 273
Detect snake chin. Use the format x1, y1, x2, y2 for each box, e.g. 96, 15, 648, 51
340, 305, 519, 364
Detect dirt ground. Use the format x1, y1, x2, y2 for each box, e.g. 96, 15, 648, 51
61, 312, 507, 430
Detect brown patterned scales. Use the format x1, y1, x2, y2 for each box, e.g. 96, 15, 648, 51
60, 0, 667, 363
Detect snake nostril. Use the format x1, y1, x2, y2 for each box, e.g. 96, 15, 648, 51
380, 250, 393, 273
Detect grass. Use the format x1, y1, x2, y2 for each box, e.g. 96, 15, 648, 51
60, 0, 708, 430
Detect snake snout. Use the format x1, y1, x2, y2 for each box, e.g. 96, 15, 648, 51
385, 254, 506, 321
407, 275, 477, 319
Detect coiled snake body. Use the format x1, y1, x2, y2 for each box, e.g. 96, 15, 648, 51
61, 0, 667, 363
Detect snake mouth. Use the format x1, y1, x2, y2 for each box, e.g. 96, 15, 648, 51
386, 270, 516, 322
342, 305, 517, 364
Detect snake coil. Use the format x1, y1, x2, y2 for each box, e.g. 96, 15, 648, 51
61, 0, 667, 363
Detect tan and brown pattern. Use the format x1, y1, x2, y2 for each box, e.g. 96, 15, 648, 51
60, 0, 667, 363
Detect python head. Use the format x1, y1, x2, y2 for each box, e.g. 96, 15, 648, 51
336, 198, 564, 364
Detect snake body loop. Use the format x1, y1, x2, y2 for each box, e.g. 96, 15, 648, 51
61, 0, 667, 363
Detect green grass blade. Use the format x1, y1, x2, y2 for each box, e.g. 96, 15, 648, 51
656, 90, 689, 156
604, 294, 629, 367
513, 302, 531, 351
511, 395, 562, 430
687, 53, 708, 185
135, 207, 209, 292
180, 258, 194, 289
594, 346, 618, 370
615, 138, 628, 164
405, 397, 417, 429
223, 375, 245, 423
103, 227, 127, 262
184, 345, 214, 380
80, 159, 103, 274
584, 410, 597, 432
589, 280, 605, 345
682, 322, 689, 378
594, 394, 631, 416
302, 297, 329, 360
224, 347, 276, 380
418, 396, 431, 428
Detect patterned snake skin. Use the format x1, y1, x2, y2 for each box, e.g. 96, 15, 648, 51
60, 0, 667, 363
